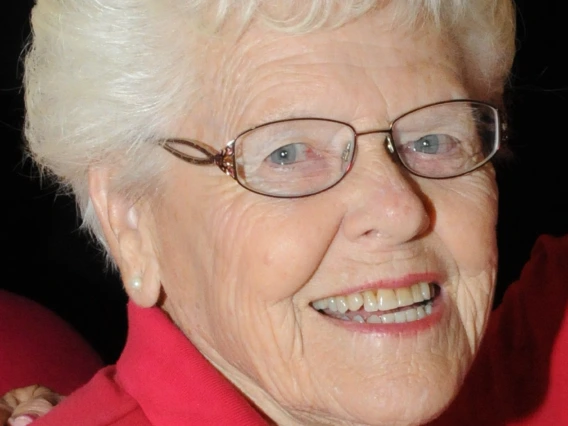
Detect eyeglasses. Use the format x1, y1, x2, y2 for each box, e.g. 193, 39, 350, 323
161, 99, 506, 198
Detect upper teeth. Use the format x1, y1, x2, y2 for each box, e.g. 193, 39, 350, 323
312, 282, 434, 313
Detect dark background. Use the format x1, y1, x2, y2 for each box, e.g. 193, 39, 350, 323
2, 1, 567, 364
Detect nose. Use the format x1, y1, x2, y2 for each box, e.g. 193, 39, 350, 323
340, 161, 431, 247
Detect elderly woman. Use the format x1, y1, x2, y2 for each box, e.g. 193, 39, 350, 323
23, 0, 515, 424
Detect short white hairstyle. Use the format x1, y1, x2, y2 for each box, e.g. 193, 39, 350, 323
24, 0, 516, 248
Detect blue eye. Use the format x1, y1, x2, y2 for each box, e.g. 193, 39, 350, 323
269, 144, 299, 165
412, 135, 440, 154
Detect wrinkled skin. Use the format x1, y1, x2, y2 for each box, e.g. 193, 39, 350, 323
93, 6, 499, 426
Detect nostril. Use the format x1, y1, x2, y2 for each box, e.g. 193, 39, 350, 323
363, 229, 388, 239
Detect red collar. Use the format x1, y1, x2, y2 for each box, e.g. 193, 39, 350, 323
117, 303, 268, 426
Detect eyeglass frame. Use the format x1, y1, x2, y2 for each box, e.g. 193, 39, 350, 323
160, 99, 507, 198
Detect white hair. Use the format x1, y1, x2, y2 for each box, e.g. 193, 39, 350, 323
24, 0, 516, 248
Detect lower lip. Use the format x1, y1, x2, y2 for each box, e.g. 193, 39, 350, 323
316, 292, 445, 335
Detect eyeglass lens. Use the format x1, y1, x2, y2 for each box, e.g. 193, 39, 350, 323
233, 101, 499, 197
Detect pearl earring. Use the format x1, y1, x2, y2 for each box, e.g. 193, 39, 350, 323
129, 276, 142, 290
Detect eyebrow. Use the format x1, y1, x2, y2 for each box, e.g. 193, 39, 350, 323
234, 82, 358, 130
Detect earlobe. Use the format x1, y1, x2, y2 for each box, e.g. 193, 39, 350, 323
88, 167, 162, 308
114, 222, 162, 308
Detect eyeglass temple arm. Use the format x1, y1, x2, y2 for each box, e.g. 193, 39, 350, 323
160, 138, 237, 178
160, 138, 217, 165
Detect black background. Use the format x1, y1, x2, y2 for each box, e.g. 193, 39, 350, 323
2, 1, 567, 364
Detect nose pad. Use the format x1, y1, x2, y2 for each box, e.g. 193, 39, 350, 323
385, 134, 396, 155
340, 141, 356, 174
341, 142, 353, 163
384, 134, 405, 169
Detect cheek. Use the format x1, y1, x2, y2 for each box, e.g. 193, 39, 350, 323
432, 173, 498, 274
154, 167, 343, 318
208, 197, 340, 302
428, 172, 498, 348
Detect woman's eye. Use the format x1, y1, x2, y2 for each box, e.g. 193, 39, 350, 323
410, 134, 461, 155
268, 143, 302, 165
412, 134, 442, 154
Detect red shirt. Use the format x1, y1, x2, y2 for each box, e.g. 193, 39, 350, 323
32, 302, 267, 425
33, 235, 567, 425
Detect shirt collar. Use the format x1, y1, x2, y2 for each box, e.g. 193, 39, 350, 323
117, 302, 268, 426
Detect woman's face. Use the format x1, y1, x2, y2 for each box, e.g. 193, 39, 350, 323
144, 9, 498, 426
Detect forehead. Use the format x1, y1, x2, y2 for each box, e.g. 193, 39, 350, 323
196, 9, 468, 141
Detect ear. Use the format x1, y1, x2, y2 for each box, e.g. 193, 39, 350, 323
88, 167, 161, 308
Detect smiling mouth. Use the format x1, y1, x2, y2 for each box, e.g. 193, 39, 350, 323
311, 282, 440, 324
